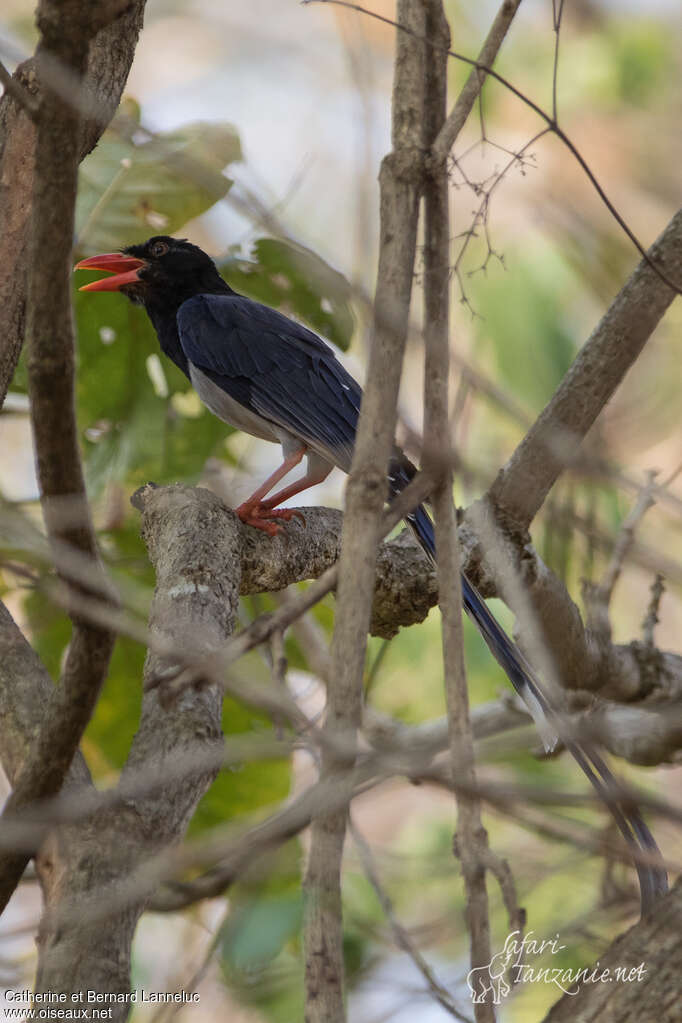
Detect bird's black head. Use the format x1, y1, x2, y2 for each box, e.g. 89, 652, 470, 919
75, 235, 231, 309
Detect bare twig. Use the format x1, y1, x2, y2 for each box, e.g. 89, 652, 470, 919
269, 627, 288, 737
641, 575, 665, 649
431, 0, 523, 166
422, 3, 495, 1018
582, 471, 660, 646
551, 0, 566, 122
0, 59, 39, 119
598, 470, 658, 608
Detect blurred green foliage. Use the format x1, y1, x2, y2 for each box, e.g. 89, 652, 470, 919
611, 21, 672, 106
472, 246, 577, 409
223, 238, 355, 352
76, 111, 242, 255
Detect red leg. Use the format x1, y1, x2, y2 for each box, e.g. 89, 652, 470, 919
236, 447, 307, 535
236, 448, 332, 536
259, 462, 333, 510
240, 447, 306, 506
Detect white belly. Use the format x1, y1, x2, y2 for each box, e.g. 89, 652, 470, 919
189, 364, 283, 444
189, 362, 338, 476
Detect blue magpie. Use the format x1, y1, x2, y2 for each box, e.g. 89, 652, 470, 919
76, 235, 667, 914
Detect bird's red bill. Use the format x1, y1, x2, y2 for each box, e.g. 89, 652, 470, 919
74, 253, 146, 291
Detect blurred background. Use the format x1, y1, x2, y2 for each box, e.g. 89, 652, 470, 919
0, 0, 680, 1019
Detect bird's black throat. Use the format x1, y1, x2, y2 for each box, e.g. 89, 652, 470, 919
139, 275, 234, 379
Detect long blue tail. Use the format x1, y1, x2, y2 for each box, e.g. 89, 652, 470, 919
388, 457, 668, 915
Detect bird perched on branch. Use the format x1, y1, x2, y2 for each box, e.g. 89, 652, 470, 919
76, 235, 667, 914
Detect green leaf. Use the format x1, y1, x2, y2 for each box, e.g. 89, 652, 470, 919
222, 238, 355, 351
21, 589, 69, 682
73, 282, 232, 490
221, 892, 303, 973
76, 118, 241, 254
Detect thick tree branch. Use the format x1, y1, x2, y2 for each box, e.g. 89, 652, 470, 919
34, 485, 237, 1009
0, 0, 126, 919
486, 207, 682, 532
150, 471, 437, 708
242, 507, 438, 638
242, 501, 681, 767
8, 485, 677, 768
247, 496, 682, 767
0, 602, 91, 790
0, 4, 147, 909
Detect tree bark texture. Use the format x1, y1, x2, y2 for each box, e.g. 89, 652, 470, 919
33, 487, 237, 1009
542, 876, 682, 1023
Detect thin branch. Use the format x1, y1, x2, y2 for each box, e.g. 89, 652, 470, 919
431, 0, 523, 167
350, 817, 472, 1022
419, 764, 681, 877
641, 575, 665, 649
302, 3, 430, 1018
598, 470, 658, 608
422, 4, 495, 1018
551, 0, 566, 122
0, 59, 39, 119
582, 470, 661, 646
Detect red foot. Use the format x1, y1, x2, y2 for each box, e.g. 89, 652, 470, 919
236, 502, 306, 536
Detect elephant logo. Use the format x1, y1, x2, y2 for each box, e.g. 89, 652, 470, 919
466, 948, 515, 1004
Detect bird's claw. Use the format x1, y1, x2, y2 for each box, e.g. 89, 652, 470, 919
236, 502, 305, 536
261, 506, 306, 525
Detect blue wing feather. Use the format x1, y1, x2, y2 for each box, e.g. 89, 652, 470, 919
177, 294, 361, 468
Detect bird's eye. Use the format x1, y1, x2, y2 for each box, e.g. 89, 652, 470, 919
151, 240, 169, 258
